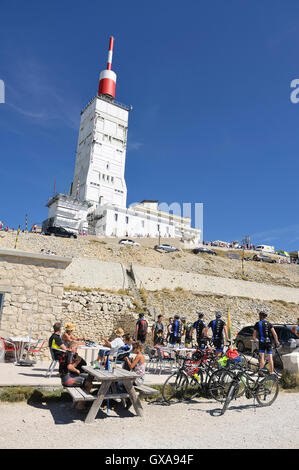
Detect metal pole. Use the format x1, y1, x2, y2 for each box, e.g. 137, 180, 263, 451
14, 225, 20, 249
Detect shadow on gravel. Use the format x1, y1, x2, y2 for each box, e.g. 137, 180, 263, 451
189, 402, 258, 417
28, 400, 136, 424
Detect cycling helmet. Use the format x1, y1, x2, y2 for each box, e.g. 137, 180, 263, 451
181, 316, 186, 321
174, 314, 180, 319
197, 312, 204, 318
215, 311, 222, 318
259, 311, 267, 318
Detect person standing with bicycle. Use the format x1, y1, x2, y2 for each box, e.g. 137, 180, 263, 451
252, 311, 280, 374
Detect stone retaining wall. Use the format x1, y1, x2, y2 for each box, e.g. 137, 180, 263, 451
61, 289, 138, 343
132, 264, 299, 304
0, 249, 71, 347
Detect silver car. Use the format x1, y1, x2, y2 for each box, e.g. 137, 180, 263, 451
154, 244, 179, 252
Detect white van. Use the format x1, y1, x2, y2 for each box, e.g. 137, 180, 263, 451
255, 245, 275, 254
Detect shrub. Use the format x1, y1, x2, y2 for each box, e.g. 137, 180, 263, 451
280, 370, 299, 390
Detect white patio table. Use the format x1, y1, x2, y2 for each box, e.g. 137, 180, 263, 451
8, 336, 39, 363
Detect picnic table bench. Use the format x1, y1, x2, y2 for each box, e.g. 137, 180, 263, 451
63, 366, 158, 423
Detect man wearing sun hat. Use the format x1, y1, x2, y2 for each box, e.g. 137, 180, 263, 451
97, 327, 125, 364
62, 322, 86, 347
61, 322, 87, 372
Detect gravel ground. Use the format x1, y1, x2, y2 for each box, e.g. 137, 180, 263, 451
0, 392, 298, 449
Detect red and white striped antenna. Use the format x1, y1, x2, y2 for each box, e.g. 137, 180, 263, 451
98, 36, 117, 99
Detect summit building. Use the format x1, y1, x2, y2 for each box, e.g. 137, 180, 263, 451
43, 37, 202, 243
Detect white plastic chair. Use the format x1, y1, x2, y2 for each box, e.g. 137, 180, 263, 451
45, 348, 65, 378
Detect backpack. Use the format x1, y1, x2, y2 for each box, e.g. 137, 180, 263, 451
138, 319, 148, 336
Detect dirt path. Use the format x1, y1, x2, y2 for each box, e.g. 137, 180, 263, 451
0, 392, 298, 449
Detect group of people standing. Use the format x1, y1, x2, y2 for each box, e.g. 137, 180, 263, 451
135, 311, 229, 356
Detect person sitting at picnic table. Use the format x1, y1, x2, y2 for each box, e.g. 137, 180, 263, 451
117, 334, 134, 361
48, 322, 67, 360
97, 327, 125, 364
62, 322, 86, 346
59, 341, 93, 410
124, 341, 146, 385
62, 322, 87, 372
117, 341, 146, 409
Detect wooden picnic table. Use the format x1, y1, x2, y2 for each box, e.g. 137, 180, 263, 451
81, 365, 143, 423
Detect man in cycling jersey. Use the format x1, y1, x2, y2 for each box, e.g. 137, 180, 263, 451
181, 317, 193, 347
191, 312, 207, 349
170, 314, 182, 345
253, 311, 280, 374
204, 311, 228, 356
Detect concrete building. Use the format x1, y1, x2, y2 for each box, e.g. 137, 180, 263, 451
43, 37, 202, 244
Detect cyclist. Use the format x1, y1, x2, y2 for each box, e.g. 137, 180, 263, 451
166, 317, 173, 344
170, 314, 182, 346
135, 313, 148, 345
191, 312, 207, 350
181, 317, 193, 347
252, 311, 280, 374
151, 315, 165, 345
204, 311, 228, 357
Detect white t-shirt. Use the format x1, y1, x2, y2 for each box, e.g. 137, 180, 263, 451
109, 337, 124, 356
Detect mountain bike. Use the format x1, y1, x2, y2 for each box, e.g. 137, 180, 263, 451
162, 346, 219, 403
220, 367, 279, 415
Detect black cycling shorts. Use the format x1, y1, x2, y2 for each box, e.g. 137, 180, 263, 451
137, 335, 146, 344
258, 342, 273, 354
213, 339, 224, 352
197, 337, 207, 350
171, 336, 181, 345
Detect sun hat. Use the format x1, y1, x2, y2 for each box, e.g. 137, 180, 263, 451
114, 327, 125, 337
65, 322, 75, 331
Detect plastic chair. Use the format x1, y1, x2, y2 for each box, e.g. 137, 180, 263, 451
155, 347, 176, 375
45, 348, 65, 378
144, 346, 160, 373
26, 340, 47, 362
0, 338, 19, 363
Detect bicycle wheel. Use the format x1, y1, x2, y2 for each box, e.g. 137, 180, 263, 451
183, 370, 204, 400
256, 375, 279, 407
221, 381, 238, 415
208, 369, 235, 402
162, 371, 188, 403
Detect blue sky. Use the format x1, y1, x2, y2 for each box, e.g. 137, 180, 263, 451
1, 0, 299, 251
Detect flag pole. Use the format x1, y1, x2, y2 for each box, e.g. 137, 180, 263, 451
227, 311, 232, 349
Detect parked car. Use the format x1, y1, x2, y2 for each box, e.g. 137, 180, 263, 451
252, 254, 276, 263
193, 247, 217, 255
235, 324, 299, 356
43, 226, 77, 238
154, 244, 179, 252
119, 239, 140, 246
